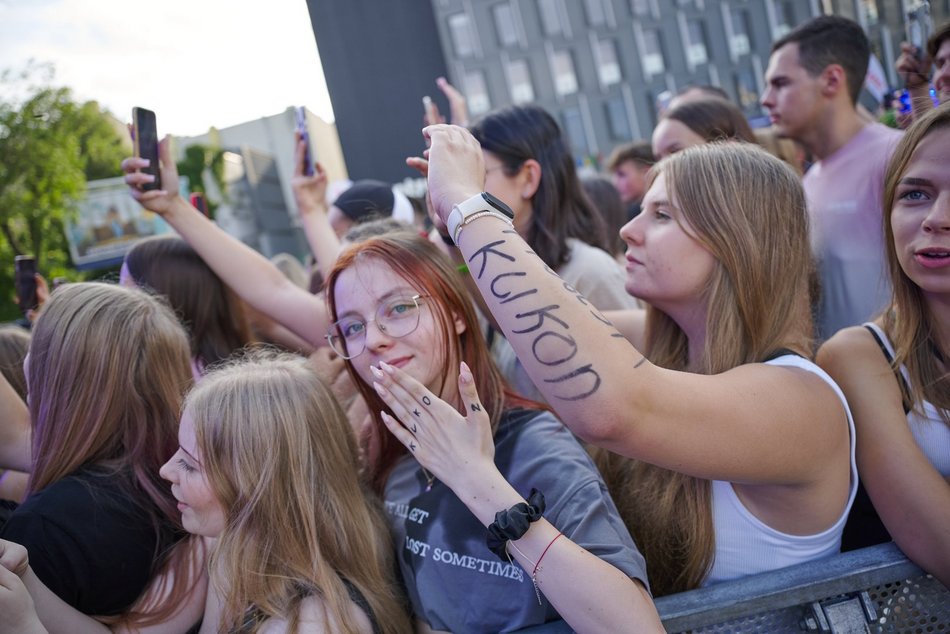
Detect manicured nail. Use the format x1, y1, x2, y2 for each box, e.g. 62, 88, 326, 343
370, 365, 384, 380
373, 382, 387, 397
459, 361, 473, 383
380, 361, 395, 375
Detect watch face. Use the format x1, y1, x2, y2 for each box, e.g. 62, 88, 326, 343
482, 192, 515, 219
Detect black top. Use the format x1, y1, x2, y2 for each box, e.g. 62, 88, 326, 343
1, 466, 180, 616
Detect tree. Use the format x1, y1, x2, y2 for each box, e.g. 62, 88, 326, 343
0, 62, 128, 321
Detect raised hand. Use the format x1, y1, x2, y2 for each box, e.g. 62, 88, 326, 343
422, 125, 484, 225
291, 133, 329, 216
121, 135, 182, 215
896, 42, 932, 89
371, 361, 494, 489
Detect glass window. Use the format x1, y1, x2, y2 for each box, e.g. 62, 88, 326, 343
594, 39, 622, 87
551, 50, 578, 96
463, 69, 491, 116
583, 0, 607, 26
730, 9, 751, 57
775, 1, 795, 38
685, 19, 708, 66
492, 3, 519, 48
506, 59, 535, 103
448, 13, 476, 57
605, 97, 631, 140
538, 0, 565, 36
561, 106, 588, 154
631, 0, 651, 16
642, 28, 665, 75
734, 67, 759, 111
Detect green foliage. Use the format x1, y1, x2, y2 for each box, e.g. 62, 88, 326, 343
0, 62, 128, 321
176, 143, 226, 218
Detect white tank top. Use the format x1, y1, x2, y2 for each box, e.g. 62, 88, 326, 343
864, 323, 950, 476
703, 355, 858, 586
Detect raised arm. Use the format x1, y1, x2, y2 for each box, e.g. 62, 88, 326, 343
818, 328, 950, 586
121, 138, 328, 349
291, 136, 343, 281
423, 125, 847, 487
373, 361, 663, 632
895, 42, 935, 122
0, 373, 30, 473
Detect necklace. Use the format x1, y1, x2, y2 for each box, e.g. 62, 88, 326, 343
421, 467, 436, 492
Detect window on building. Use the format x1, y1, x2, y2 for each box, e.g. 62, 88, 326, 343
729, 9, 751, 57
561, 106, 588, 155
538, 0, 566, 37
594, 39, 622, 87
685, 19, 709, 66
641, 28, 665, 75
774, 0, 795, 38
506, 59, 535, 103
463, 69, 491, 116
551, 50, 579, 96
583, 0, 607, 26
734, 67, 760, 112
605, 97, 631, 141
630, 0, 652, 16
448, 13, 476, 57
492, 3, 519, 48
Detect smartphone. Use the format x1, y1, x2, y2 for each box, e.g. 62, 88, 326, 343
190, 192, 209, 217
14, 255, 38, 315
423, 95, 439, 124
132, 107, 162, 191
906, 1, 932, 55
295, 106, 314, 177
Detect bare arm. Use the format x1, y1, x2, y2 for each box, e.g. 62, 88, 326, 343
0, 373, 30, 472
121, 138, 329, 349
291, 135, 343, 281
818, 328, 950, 586
374, 362, 663, 633
423, 125, 848, 487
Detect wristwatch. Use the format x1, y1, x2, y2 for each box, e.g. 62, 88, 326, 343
446, 192, 515, 244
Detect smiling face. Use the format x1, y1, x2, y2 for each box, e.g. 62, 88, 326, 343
934, 39, 950, 105
331, 257, 464, 401
651, 118, 708, 160
159, 410, 226, 538
619, 173, 717, 313
761, 43, 823, 141
890, 126, 950, 298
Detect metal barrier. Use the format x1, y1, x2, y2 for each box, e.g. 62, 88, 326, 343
656, 543, 948, 633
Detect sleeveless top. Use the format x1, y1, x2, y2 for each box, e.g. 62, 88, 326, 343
842, 323, 950, 551
704, 354, 858, 585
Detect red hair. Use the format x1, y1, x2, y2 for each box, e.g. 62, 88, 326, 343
326, 232, 542, 493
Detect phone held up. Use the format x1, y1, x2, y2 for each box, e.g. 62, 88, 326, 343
132, 107, 162, 191
295, 106, 314, 177
14, 255, 38, 316
906, 1, 932, 56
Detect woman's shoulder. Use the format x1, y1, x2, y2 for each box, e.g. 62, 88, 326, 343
816, 324, 892, 385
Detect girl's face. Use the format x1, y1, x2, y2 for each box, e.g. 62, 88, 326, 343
652, 118, 707, 160
891, 127, 950, 299
332, 258, 465, 402
620, 173, 717, 312
159, 410, 226, 538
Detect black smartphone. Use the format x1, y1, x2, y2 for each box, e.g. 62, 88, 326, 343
132, 107, 162, 191
14, 255, 38, 315
295, 106, 314, 176
190, 192, 209, 217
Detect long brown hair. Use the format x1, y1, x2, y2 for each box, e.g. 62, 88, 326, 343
187, 351, 411, 633
613, 143, 813, 595
26, 282, 194, 622
326, 232, 539, 494
881, 103, 950, 424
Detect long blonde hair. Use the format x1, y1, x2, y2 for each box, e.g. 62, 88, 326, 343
614, 143, 813, 595
186, 351, 410, 634
26, 282, 194, 623
881, 103, 950, 424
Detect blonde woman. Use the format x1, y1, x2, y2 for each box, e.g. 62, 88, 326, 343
818, 103, 950, 586
3, 352, 411, 633
422, 130, 857, 596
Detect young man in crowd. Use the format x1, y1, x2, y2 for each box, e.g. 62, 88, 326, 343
761, 15, 903, 341
605, 141, 654, 221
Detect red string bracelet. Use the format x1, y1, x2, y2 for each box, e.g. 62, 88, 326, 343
533, 532, 563, 577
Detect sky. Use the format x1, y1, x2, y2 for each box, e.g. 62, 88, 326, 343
0, 0, 336, 136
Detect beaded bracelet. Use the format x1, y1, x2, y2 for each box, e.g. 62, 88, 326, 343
486, 488, 545, 561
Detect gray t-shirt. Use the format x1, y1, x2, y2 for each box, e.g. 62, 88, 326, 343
383, 408, 648, 633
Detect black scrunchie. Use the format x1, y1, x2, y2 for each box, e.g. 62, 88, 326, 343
486, 489, 546, 561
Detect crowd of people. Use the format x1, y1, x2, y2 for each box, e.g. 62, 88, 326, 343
0, 13, 947, 634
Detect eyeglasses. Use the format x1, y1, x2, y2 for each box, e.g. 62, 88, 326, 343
326, 295, 427, 359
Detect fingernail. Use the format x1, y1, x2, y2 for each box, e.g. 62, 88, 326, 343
380, 361, 395, 375
459, 361, 472, 383
373, 382, 387, 397
370, 365, 384, 380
